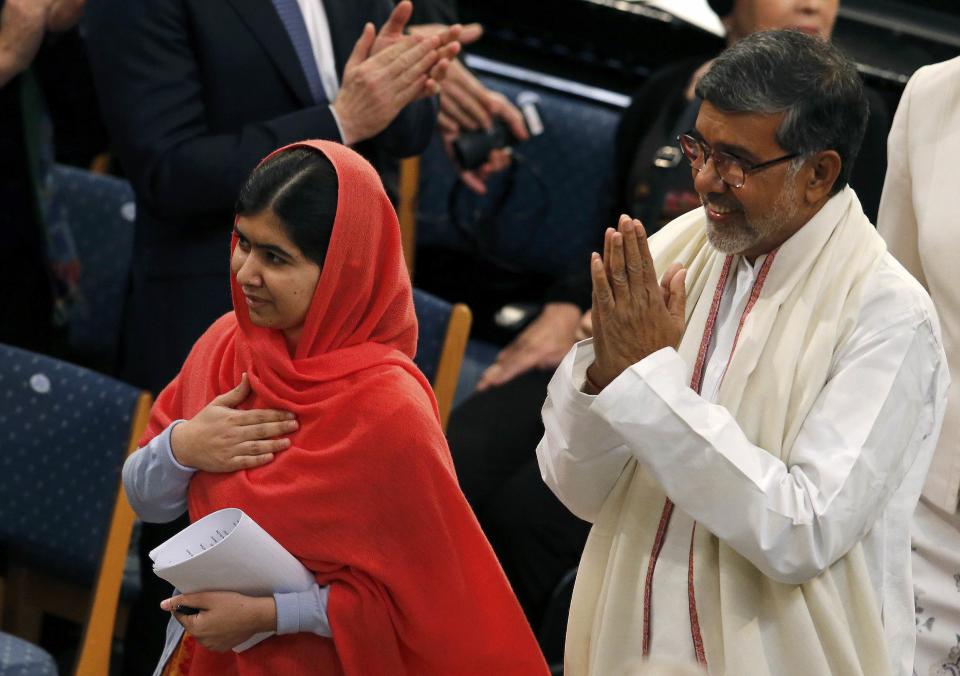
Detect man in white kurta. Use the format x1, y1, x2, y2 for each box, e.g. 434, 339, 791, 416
538, 31, 949, 676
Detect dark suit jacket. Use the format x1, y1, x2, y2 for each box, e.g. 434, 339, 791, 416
83, 0, 436, 390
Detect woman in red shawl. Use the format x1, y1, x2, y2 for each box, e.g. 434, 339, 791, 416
122, 140, 548, 675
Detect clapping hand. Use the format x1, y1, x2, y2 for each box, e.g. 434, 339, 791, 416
585, 216, 686, 393
333, 20, 460, 145
170, 373, 297, 472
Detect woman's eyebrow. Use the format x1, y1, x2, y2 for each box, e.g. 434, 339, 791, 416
234, 224, 294, 260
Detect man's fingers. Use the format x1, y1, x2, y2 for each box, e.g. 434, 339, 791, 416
620, 218, 646, 294
345, 22, 376, 71
459, 22, 484, 44
458, 170, 488, 194
591, 252, 614, 314
391, 39, 441, 85
602, 227, 615, 282
660, 262, 683, 305
609, 231, 629, 297
494, 97, 529, 141
380, 0, 412, 38
667, 268, 688, 322
444, 78, 492, 128
633, 218, 659, 291
441, 93, 479, 130
212, 373, 250, 408
438, 111, 459, 135
428, 59, 452, 86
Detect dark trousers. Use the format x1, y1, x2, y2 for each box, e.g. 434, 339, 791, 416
446, 369, 591, 633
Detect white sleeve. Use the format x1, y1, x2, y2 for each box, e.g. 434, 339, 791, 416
592, 315, 946, 584
536, 340, 633, 523
122, 421, 196, 523
877, 72, 926, 287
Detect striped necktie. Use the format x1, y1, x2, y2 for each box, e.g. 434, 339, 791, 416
271, 0, 327, 104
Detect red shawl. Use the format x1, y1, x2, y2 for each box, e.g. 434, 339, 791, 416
143, 141, 547, 675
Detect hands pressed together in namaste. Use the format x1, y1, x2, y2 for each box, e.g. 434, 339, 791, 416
584, 215, 687, 394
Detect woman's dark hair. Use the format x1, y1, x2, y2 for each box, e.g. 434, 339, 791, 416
235, 147, 338, 266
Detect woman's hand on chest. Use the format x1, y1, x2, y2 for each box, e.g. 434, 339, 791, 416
171, 373, 299, 472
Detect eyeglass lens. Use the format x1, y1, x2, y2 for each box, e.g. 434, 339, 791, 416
678, 135, 745, 188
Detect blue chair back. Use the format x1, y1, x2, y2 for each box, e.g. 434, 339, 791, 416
416, 72, 622, 275
0, 632, 57, 675
411, 288, 451, 384
49, 165, 136, 368
0, 343, 141, 586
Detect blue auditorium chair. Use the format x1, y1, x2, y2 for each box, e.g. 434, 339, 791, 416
0, 632, 57, 676
411, 289, 472, 430
0, 343, 152, 675
49, 165, 136, 372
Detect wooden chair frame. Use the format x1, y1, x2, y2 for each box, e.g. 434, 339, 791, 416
2, 392, 153, 676
431, 303, 472, 431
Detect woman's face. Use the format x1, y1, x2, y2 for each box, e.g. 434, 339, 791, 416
727, 0, 839, 41
231, 210, 321, 348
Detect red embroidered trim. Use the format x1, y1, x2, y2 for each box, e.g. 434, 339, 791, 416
688, 523, 707, 665
690, 257, 734, 394
686, 248, 779, 669
641, 256, 733, 657
642, 498, 676, 655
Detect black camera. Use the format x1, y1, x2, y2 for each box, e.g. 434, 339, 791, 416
452, 92, 543, 170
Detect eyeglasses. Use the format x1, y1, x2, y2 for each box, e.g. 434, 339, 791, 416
677, 131, 800, 189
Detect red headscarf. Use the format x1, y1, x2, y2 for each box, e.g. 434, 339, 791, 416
143, 141, 547, 675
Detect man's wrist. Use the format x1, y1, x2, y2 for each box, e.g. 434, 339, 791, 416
583, 363, 606, 395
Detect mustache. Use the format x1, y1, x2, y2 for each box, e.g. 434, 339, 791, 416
700, 193, 742, 211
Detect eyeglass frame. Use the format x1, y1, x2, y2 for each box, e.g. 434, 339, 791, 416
677, 130, 801, 189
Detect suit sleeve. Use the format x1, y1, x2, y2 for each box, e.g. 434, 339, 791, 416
83, 0, 344, 217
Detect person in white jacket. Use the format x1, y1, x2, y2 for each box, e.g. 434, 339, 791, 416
877, 55, 960, 676
537, 31, 948, 676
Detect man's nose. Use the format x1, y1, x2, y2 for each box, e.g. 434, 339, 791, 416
693, 156, 727, 196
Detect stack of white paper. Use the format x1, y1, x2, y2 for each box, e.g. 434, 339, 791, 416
150, 507, 316, 652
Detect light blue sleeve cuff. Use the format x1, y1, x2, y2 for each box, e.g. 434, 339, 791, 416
162, 420, 198, 473
274, 585, 331, 637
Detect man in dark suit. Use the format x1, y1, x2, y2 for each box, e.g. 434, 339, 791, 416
83, 2, 452, 670
84, 0, 452, 395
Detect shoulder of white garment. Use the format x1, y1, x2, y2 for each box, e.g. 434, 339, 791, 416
858, 252, 944, 347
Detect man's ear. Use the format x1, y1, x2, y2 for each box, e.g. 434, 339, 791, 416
804, 150, 842, 204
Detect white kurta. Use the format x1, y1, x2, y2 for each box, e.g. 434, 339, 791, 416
538, 250, 948, 674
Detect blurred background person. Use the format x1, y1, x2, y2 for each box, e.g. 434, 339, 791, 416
0, 0, 87, 357
438, 0, 892, 639
877, 55, 960, 676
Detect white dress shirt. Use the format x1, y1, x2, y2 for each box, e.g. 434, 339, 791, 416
293, 0, 346, 142
538, 251, 948, 674
296, 0, 339, 102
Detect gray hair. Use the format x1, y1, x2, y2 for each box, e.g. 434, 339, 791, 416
695, 30, 869, 194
